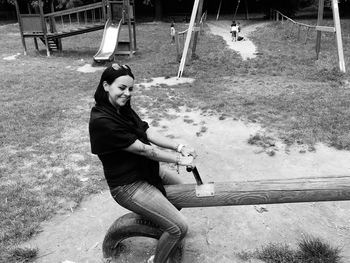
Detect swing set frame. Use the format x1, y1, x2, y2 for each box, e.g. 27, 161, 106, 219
273, 0, 345, 73
177, 0, 346, 77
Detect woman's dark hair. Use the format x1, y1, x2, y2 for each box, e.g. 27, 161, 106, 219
94, 64, 134, 105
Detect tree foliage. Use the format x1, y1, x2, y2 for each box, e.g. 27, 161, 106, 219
259, 0, 300, 17
2, 0, 101, 9
2, 0, 348, 16
2, 0, 154, 7
260, 0, 349, 17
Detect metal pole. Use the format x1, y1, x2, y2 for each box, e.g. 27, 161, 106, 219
331, 0, 346, 72
177, 0, 200, 78
14, 0, 27, 55
191, 0, 204, 59
315, 0, 325, 59
233, 0, 240, 20
244, 0, 249, 20
216, 0, 222, 21
38, 0, 50, 56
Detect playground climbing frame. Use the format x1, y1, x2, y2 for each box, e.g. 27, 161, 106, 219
14, 0, 136, 57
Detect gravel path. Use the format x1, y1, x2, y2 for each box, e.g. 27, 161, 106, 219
207, 21, 270, 60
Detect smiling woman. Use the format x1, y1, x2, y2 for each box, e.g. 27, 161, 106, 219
102, 65, 134, 110
88, 64, 197, 263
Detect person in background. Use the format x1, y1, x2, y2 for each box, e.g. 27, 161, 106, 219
89, 64, 197, 263
230, 20, 239, 41
170, 23, 176, 44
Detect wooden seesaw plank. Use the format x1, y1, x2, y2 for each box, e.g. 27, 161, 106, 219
164, 176, 350, 208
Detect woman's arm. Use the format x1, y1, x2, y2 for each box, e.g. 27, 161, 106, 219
146, 127, 197, 157
146, 127, 179, 151
123, 139, 194, 166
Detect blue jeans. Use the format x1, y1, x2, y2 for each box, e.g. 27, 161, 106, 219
111, 166, 188, 263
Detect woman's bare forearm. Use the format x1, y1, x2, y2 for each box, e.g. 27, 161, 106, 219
146, 127, 179, 151
124, 139, 193, 166
140, 145, 194, 166
141, 143, 178, 163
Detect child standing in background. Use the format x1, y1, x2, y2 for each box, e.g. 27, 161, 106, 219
230, 20, 239, 42
170, 23, 176, 44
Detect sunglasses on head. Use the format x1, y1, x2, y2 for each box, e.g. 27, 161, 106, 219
112, 64, 129, 71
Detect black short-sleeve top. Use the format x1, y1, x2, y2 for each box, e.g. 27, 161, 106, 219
89, 102, 164, 194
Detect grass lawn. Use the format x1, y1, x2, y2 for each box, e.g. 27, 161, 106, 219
237, 236, 342, 263
0, 15, 349, 262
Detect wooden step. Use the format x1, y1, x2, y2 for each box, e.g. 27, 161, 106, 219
116, 50, 135, 55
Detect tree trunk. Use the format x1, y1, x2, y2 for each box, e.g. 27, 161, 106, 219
154, 0, 163, 21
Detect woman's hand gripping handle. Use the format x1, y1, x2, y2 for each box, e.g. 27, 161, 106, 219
176, 144, 197, 159
175, 144, 198, 179
176, 145, 197, 173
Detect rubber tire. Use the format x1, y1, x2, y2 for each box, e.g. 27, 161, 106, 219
102, 212, 162, 258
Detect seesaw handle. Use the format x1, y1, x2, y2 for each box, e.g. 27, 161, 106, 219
186, 166, 203, 186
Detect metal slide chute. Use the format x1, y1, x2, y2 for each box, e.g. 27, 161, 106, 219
93, 19, 122, 62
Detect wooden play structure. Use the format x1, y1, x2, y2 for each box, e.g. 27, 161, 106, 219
93, 0, 136, 62
14, 0, 136, 59
272, 0, 346, 73
102, 166, 350, 260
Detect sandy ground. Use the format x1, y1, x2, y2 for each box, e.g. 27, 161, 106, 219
25, 21, 350, 263
3, 52, 21, 60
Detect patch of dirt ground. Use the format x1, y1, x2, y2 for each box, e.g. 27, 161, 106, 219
25, 21, 350, 263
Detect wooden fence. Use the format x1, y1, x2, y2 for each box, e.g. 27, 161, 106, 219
175, 11, 207, 62
271, 9, 316, 44
271, 5, 345, 73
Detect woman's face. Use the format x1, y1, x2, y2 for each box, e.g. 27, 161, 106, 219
103, 75, 134, 108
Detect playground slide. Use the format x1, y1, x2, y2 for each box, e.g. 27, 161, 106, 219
93, 19, 122, 62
